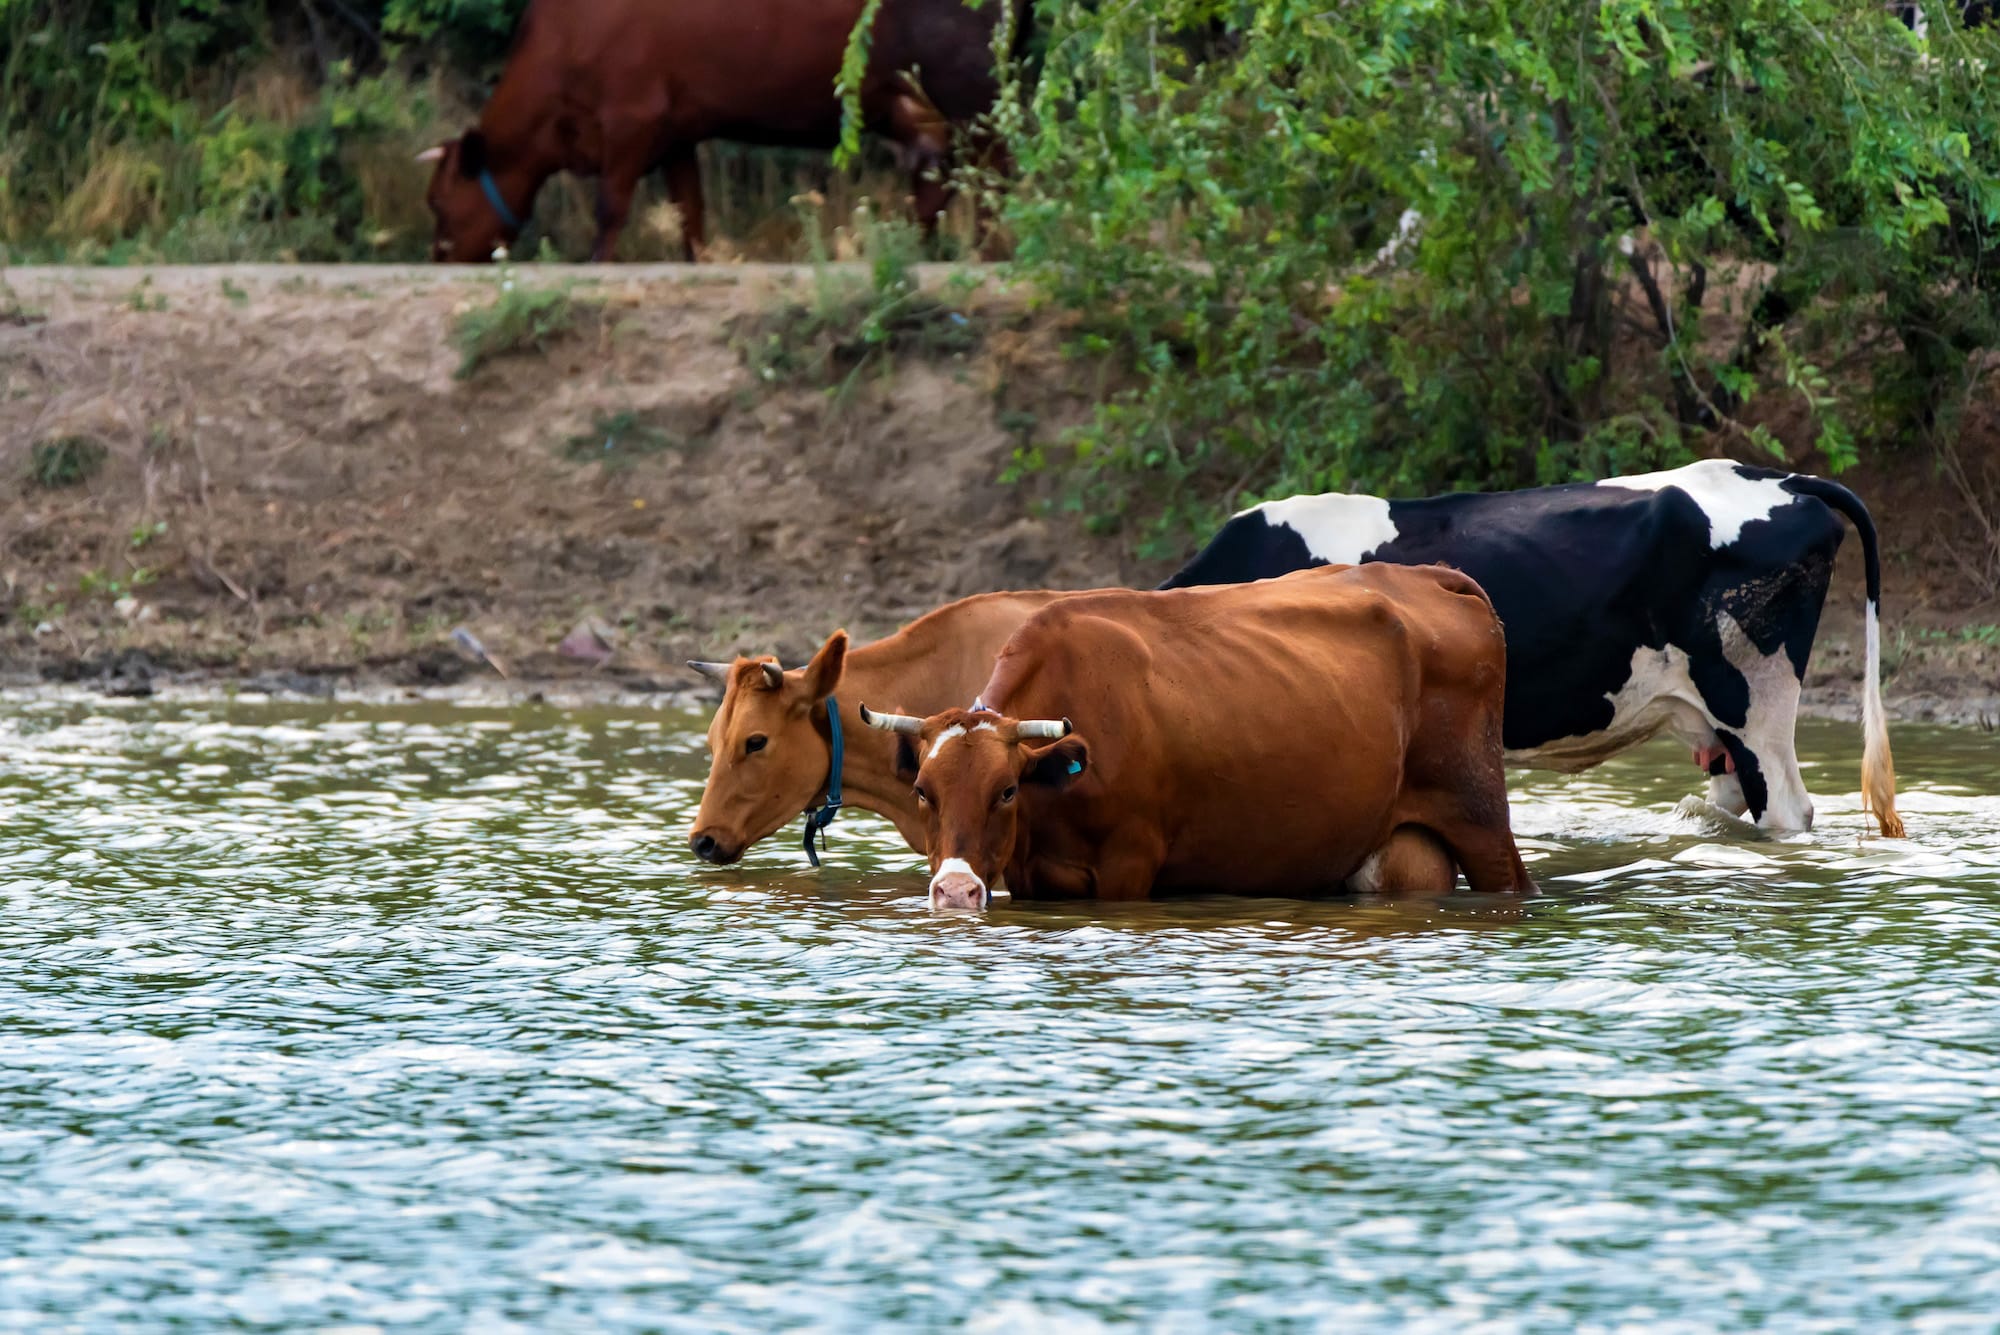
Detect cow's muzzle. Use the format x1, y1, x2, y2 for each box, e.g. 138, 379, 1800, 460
689, 830, 741, 866
929, 860, 990, 911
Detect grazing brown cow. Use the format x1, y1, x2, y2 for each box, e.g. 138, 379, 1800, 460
860, 564, 1533, 908
419, 0, 1018, 261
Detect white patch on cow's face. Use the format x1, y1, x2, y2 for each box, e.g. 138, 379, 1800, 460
972, 722, 996, 734
1250, 492, 1400, 566
1600, 458, 1797, 549
927, 724, 967, 759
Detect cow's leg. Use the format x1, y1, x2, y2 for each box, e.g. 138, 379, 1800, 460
1689, 626, 1814, 831
1391, 782, 1533, 895
886, 89, 953, 238
590, 168, 641, 263
662, 145, 704, 260
591, 118, 666, 263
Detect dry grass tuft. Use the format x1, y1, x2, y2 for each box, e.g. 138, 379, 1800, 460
52, 146, 172, 242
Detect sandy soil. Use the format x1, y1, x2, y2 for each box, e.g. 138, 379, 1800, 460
2, 263, 1997, 724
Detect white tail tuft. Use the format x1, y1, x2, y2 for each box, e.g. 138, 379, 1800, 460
1862, 600, 1904, 837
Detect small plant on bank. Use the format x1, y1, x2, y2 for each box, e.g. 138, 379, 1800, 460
124, 276, 167, 312
560, 411, 687, 469
452, 254, 593, 379
0, 260, 43, 327
734, 200, 980, 400
78, 567, 155, 602
26, 436, 108, 489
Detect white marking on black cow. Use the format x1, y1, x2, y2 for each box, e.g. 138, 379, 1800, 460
1715, 610, 1813, 831
1505, 611, 1810, 827
1505, 642, 1710, 773
1252, 492, 1400, 566
1602, 459, 1796, 548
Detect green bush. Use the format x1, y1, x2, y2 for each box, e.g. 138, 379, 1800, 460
994, 0, 2000, 548
0, 1, 508, 258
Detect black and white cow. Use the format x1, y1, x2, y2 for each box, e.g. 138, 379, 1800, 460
1163, 460, 1903, 837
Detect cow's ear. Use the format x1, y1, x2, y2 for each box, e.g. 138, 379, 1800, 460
894, 735, 921, 783
458, 129, 487, 177
799, 630, 848, 703
1022, 736, 1088, 790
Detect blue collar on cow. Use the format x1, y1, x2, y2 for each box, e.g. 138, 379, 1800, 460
478, 168, 523, 235
802, 695, 844, 867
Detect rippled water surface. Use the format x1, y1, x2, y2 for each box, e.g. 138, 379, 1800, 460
3, 697, 1998, 1331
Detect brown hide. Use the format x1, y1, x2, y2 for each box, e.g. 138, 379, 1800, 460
687, 589, 1079, 864
904, 564, 1534, 901
423, 0, 1018, 262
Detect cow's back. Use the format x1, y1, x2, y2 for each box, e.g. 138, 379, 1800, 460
498, 0, 1011, 145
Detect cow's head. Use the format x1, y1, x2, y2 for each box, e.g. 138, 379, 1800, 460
687, 632, 848, 865
417, 130, 516, 263
860, 705, 1088, 910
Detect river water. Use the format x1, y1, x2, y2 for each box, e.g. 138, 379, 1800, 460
2, 697, 1996, 1330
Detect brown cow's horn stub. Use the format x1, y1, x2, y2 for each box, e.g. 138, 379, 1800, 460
1016, 718, 1072, 740
687, 660, 731, 682
859, 705, 923, 735
760, 662, 785, 690
415, 145, 447, 164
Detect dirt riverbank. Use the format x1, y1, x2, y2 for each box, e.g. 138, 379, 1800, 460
2, 263, 1997, 725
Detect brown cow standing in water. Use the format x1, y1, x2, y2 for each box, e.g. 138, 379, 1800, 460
419, 0, 1019, 261
860, 564, 1534, 908
683, 583, 1467, 900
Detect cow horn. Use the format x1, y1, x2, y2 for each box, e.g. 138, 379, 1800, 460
761, 662, 784, 690
1015, 718, 1072, 740
687, 660, 731, 682
859, 704, 924, 735
415, 145, 446, 164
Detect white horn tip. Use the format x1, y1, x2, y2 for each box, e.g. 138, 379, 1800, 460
415, 145, 446, 163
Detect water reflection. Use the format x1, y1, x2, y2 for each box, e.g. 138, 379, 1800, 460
2, 698, 1998, 1329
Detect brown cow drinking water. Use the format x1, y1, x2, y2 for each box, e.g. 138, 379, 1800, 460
860, 564, 1535, 908
419, 0, 1019, 261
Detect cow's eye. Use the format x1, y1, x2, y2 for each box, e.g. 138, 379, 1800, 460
999, 785, 1018, 805
913, 787, 930, 806
745, 734, 768, 755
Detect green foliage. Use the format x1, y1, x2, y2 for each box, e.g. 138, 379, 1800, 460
27, 436, 108, 489
0, 2, 480, 258
997, 0, 2000, 539
451, 263, 586, 378
736, 205, 980, 398
833, 0, 888, 170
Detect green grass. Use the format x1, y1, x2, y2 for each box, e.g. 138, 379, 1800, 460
560, 411, 688, 469
26, 436, 108, 489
